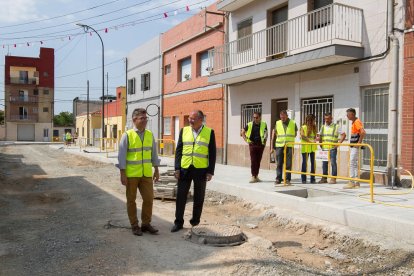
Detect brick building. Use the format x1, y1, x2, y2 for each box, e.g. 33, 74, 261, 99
161, 3, 225, 162
4, 47, 54, 141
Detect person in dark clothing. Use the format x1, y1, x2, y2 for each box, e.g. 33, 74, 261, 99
171, 110, 216, 233
241, 112, 268, 183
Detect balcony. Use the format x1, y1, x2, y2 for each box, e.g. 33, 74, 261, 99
208, 3, 364, 84
9, 115, 38, 122
10, 77, 39, 85
217, 0, 255, 12
9, 96, 38, 104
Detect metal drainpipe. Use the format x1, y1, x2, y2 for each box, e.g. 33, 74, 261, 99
387, 0, 399, 187
223, 12, 229, 165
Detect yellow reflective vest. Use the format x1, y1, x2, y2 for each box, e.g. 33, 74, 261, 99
126, 129, 153, 177
275, 120, 296, 148
181, 126, 211, 169
320, 123, 338, 150
301, 125, 316, 153
246, 121, 267, 145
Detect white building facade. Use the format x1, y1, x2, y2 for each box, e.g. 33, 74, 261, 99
126, 35, 162, 139
209, 0, 404, 182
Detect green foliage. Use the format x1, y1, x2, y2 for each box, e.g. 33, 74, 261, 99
0, 110, 4, 125
53, 112, 74, 127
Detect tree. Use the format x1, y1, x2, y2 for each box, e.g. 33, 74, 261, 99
53, 112, 74, 127
0, 110, 4, 125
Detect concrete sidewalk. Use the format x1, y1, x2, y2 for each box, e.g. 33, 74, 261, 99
50, 144, 414, 244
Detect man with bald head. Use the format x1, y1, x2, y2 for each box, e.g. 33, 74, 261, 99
171, 110, 216, 232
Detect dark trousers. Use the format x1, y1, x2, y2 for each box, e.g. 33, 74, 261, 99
322, 148, 338, 178
249, 143, 265, 177
276, 147, 293, 181
174, 166, 207, 227
301, 152, 315, 182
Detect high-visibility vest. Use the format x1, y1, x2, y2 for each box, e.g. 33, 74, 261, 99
245, 121, 267, 145
275, 120, 296, 148
300, 125, 316, 153
181, 126, 211, 169
65, 132, 72, 140
320, 123, 338, 150
126, 129, 153, 177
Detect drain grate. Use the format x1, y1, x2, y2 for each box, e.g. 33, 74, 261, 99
188, 224, 247, 246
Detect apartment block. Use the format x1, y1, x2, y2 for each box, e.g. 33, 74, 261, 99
4, 47, 54, 141
162, 3, 225, 162
209, 0, 406, 182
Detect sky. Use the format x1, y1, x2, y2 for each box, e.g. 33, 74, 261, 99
0, 0, 216, 114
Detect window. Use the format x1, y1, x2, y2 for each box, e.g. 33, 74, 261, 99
33, 89, 39, 95
43, 107, 49, 112
165, 64, 171, 75
43, 128, 49, 138
308, 0, 333, 31
164, 117, 171, 135
199, 51, 210, 77
33, 107, 38, 113
301, 97, 333, 131
112, 125, 118, 139
180, 57, 192, 82
128, 78, 136, 94
19, 107, 28, 119
237, 18, 253, 52
43, 89, 49, 95
19, 71, 28, 83
141, 72, 150, 91
241, 103, 262, 129
362, 86, 389, 169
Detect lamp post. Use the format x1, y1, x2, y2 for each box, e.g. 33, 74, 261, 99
76, 23, 105, 147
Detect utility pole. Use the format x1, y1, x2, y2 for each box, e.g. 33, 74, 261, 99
87, 80, 90, 145
106, 72, 109, 138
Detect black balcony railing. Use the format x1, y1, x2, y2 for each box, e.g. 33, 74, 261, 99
9, 77, 38, 85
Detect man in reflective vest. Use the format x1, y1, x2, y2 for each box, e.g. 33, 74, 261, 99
241, 111, 268, 183
65, 131, 72, 146
118, 108, 160, 236
344, 108, 365, 189
316, 112, 346, 184
270, 110, 297, 185
171, 110, 216, 233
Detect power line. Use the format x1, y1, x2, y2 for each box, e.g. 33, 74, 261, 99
55, 58, 124, 79
0, 0, 123, 29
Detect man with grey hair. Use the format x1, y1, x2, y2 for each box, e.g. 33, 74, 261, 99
118, 108, 160, 236
171, 110, 216, 232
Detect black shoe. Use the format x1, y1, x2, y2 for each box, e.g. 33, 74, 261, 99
302, 181, 306, 184
141, 224, 159, 234
310, 180, 316, 184
275, 179, 281, 184
131, 225, 143, 236
171, 224, 183, 233
190, 222, 199, 227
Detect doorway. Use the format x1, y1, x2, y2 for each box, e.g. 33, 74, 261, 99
271, 99, 288, 129
174, 116, 180, 143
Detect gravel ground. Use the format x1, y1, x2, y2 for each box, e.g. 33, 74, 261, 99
0, 144, 413, 275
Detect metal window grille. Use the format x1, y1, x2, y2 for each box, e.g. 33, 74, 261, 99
301, 97, 333, 131
241, 103, 262, 129
362, 87, 389, 169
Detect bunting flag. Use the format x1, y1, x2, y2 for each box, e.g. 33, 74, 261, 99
105, 28, 108, 33
69, 36, 71, 40
174, 10, 178, 16
40, 41, 43, 45
90, 32, 93, 36
164, 12, 168, 18
186, 5, 190, 11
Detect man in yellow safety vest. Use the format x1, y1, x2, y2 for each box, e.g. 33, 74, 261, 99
270, 110, 297, 185
118, 108, 160, 236
171, 110, 216, 233
241, 111, 268, 183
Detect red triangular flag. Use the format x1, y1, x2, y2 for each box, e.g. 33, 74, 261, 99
90, 32, 92, 36
164, 12, 168, 18
105, 28, 108, 33
186, 5, 190, 11
40, 41, 43, 45
27, 42, 30, 47
14, 44, 16, 47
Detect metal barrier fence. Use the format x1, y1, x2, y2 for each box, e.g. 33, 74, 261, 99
283, 142, 375, 202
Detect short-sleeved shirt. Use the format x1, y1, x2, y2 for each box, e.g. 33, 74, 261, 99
350, 118, 363, 143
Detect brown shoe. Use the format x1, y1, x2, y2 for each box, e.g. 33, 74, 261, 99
328, 179, 337, 184
141, 224, 159, 234
318, 178, 328, 184
132, 225, 143, 236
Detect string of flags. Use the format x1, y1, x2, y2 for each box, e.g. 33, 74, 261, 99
1, 4, 193, 48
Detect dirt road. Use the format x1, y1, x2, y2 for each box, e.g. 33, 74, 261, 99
0, 145, 413, 275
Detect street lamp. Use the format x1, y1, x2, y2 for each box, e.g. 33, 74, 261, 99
76, 23, 105, 147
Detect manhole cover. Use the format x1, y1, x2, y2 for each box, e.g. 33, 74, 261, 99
188, 224, 247, 246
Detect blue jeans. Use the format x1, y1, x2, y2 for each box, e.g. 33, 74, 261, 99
322, 148, 337, 178
301, 152, 315, 182
276, 147, 292, 181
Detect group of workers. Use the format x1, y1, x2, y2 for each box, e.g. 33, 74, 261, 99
241, 108, 366, 189
116, 107, 365, 237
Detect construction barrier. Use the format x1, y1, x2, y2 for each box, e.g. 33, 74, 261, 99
283, 142, 375, 202
157, 139, 175, 157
